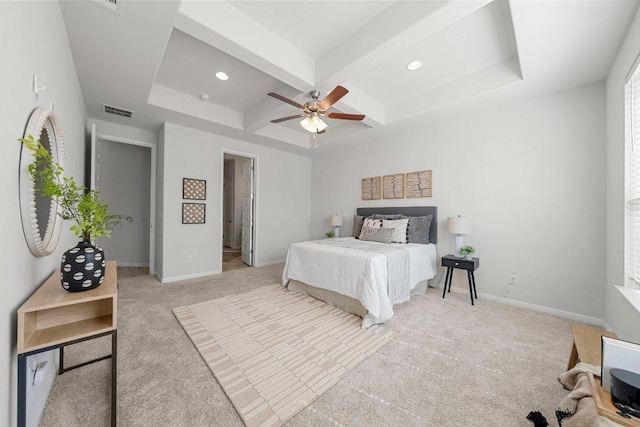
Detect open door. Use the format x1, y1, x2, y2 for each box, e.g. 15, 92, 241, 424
241, 158, 254, 266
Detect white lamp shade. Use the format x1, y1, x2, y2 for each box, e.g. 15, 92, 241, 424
330, 214, 343, 227
447, 217, 471, 235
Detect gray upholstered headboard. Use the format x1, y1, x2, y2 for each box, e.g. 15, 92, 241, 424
356, 206, 438, 244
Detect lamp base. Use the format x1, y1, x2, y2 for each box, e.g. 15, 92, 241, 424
334, 226, 340, 238
455, 235, 464, 256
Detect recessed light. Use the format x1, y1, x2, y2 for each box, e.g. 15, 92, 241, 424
407, 60, 422, 71
215, 71, 229, 81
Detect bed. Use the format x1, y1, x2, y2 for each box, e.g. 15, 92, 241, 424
282, 207, 438, 327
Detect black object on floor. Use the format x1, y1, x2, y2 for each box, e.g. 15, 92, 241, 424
526, 411, 549, 427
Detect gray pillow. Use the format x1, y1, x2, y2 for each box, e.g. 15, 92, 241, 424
352, 215, 365, 237
359, 226, 393, 243
370, 214, 403, 220
406, 215, 433, 244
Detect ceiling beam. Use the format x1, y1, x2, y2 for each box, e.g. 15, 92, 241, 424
316, 0, 494, 89
175, 1, 316, 91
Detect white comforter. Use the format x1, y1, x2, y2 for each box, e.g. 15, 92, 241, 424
282, 237, 437, 327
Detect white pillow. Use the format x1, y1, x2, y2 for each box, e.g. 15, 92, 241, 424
359, 218, 382, 239
382, 218, 409, 243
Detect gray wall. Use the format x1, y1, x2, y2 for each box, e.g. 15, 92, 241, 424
311, 83, 607, 321
157, 123, 311, 281
605, 5, 640, 343
0, 2, 87, 426
96, 140, 151, 266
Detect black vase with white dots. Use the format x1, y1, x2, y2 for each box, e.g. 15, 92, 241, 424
60, 240, 106, 292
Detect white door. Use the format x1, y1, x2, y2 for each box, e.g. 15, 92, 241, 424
241, 159, 254, 266
223, 161, 234, 248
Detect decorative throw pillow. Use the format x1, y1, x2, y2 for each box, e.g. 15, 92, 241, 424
352, 215, 365, 238
382, 218, 409, 243
358, 218, 382, 239
406, 215, 433, 244
359, 226, 393, 243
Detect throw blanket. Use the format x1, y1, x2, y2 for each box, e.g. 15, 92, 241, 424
282, 238, 411, 328
556, 363, 618, 427
313, 238, 411, 305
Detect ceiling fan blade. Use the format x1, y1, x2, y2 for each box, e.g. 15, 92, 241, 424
267, 92, 304, 109
317, 129, 326, 134
327, 112, 365, 121
270, 114, 305, 123
318, 86, 348, 111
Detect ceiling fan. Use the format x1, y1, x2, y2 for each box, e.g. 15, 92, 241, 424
268, 85, 365, 135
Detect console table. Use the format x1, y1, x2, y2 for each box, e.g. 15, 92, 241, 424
17, 261, 118, 427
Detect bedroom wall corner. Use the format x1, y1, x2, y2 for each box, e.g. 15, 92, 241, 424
0, 2, 88, 426
311, 83, 607, 320
605, 3, 640, 343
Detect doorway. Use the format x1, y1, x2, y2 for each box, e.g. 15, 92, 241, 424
91, 124, 156, 274
222, 152, 255, 272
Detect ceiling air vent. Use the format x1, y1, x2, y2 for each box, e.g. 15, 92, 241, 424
103, 104, 133, 118
87, 0, 121, 15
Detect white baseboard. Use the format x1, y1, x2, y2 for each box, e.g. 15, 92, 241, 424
160, 269, 221, 283
255, 259, 285, 267
439, 285, 606, 327
117, 262, 149, 267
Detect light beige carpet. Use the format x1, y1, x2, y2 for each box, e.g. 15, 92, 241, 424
39, 264, 578, 427
173, 285, 394, 427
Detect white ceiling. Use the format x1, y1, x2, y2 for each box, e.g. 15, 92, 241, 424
59, 0, 639, 157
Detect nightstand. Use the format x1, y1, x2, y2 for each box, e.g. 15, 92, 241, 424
441, 255, 480, 305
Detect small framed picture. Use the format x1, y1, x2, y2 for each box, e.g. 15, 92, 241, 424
183, 178, 206, 200
383, 173, 405, 199
182, 203, 206, 224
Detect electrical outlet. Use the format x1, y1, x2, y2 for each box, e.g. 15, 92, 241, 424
187, 255, 193, 263
509, 274, 518, 286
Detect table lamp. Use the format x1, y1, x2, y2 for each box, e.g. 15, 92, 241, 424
330, 214, 343, 238
447, 215, 471, 256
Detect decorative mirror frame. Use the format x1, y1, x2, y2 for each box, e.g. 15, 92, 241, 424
19, 107, 66, 257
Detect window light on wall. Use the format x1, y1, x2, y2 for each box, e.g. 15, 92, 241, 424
624, 59, 640, 289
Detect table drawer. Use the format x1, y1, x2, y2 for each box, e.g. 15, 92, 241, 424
442, 256, 478, 270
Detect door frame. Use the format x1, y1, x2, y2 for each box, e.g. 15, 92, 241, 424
220, 149, 258, 271
92, 126, 157, 275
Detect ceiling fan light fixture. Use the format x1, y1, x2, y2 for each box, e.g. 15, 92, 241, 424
300, 116, 327, 133
407, 60, 423, 71
215, 71, 229, 81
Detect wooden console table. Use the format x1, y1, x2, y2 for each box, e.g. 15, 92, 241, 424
17, 261, 118, 427
568, 323, 639, 426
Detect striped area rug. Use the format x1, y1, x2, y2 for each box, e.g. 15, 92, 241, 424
173, 284, 394, 427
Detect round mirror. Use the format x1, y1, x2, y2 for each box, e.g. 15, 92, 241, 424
19, 108, 66, 257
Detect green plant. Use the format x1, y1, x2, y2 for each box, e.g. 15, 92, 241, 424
325, 231, 335, 238
459, 245, 476, 255
20, 135, 132, 242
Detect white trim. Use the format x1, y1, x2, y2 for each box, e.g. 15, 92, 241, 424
616, 285, 640, 314
438, 284, 605, 327
94, 130, 156, 275
254, 259, 285, 267
160, 269, 221, 283
220, 149, 258, 271
625, 49, 640, 83
117, 262, 149, 267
